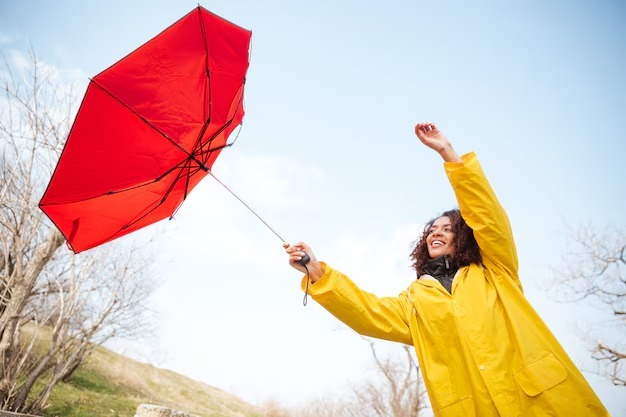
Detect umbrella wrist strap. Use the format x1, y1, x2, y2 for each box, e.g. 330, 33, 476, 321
303, 264, 310, 306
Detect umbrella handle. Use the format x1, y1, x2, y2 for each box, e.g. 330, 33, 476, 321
298, 253, 310, 266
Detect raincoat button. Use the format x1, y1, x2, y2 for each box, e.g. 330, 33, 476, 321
479, 365, 485, 371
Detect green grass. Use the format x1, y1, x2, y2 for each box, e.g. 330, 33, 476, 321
31, 365, 138, 417
66, 370, 124, 395
28, 344, 265, 417
43, 373, 137, 417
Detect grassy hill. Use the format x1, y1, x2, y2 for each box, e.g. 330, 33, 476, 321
40, 344, 265, 417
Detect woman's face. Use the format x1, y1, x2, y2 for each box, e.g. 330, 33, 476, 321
426, 216, 456, 258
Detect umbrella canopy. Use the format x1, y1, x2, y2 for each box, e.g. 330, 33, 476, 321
39, 6, 252, 253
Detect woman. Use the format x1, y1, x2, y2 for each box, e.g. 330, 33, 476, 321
284, 123, 608, 417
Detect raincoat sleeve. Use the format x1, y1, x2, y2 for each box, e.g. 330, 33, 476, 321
445, 152, 520, 283
302, 263, 413, 345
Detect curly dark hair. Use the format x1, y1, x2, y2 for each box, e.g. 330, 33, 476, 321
410, 209, 482, 275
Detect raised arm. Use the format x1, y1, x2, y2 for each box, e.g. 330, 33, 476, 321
283, 242, 413, 344
445, 153, 519, 281
415, 123, 520, 283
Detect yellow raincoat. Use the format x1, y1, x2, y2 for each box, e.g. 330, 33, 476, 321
303, 152, 608, 416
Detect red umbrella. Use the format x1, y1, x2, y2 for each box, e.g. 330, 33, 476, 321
39, 6, 253, 253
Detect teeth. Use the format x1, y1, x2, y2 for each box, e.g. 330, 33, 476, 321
432, 240, 444, 246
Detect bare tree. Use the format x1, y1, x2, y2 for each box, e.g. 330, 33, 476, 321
260, 400, 291, 417
287, 397, 350, 417
0, 48, 69, 409
14, 243, 155, 413
552, 224, 625, 386
345, 339, 428, 417
1, 49, 157, 413
278, 339, 429, 417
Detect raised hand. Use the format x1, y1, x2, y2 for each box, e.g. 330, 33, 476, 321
414, 123, 461, 163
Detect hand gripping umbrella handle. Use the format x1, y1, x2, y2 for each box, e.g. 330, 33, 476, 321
207, 170, 310, 266
297, 253, 310, 266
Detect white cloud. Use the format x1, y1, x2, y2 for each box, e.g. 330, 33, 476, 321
326, 224, 422, 295
6, 48, 29, 73
213, 152, 326, 211
0, 33, 13, 44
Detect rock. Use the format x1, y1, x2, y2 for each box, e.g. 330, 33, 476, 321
134, 404, 200, 417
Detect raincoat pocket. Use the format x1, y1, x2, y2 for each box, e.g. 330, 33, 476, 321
436, 396, 476, 417
514, 352, 567, 397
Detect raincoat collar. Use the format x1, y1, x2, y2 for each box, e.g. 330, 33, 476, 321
419, 255, 458, 293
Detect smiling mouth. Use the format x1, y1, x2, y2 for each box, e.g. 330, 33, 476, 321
431, 240, 445, 247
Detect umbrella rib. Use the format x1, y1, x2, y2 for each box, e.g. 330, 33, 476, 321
170, 159, 196, 220
112, 160, 201, 236
108, 158, 197, 198
43, 90, 242, 205
157, 158, 194, 212
192, 12, 245, 165
192, 119, 232, 164
40, 159, 195, 205
193, 115, 218, 158
79, 59, 243, 229
192, 87, 245, 165
191, 6, 216, 160
198, 6, 212, 123
89, 79, 206, 168
182, 158, 193, 206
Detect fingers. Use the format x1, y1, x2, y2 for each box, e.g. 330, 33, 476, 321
284, 241, 306, 253
284, 241, 310, 264
283, 242, 324, 282
415, 123, 437, 137
414, 122, 445, 151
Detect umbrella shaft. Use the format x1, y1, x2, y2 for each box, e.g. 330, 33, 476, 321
207, 171, 287, 243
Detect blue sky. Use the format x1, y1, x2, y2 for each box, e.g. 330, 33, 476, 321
1, 0, 625, 415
